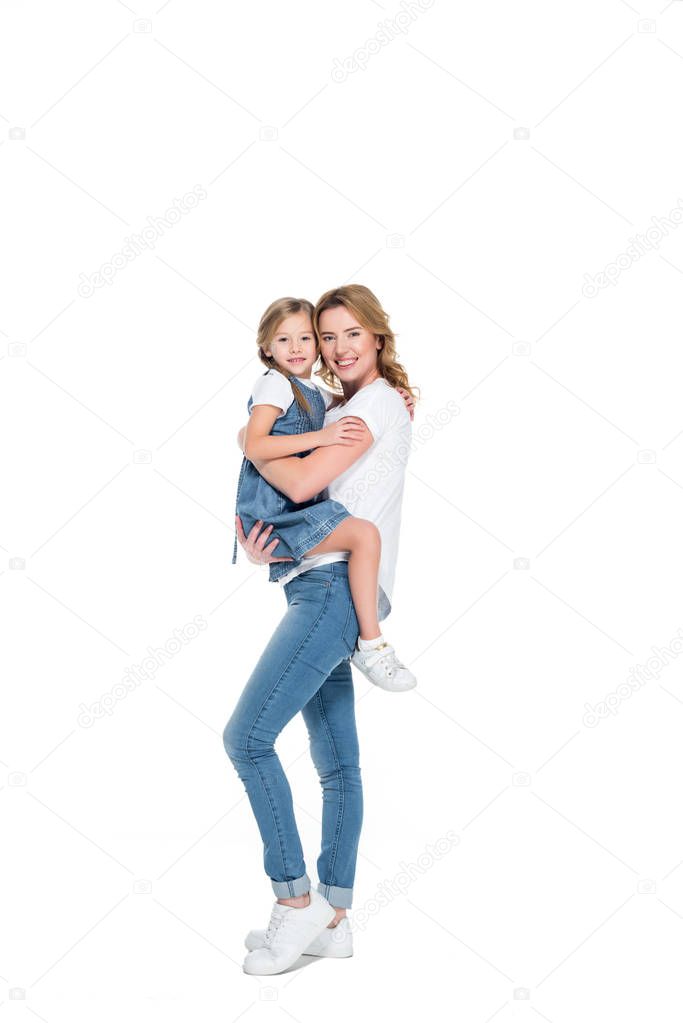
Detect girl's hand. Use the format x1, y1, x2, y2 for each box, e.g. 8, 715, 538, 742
318, 417, 368, 447
234, 515, 295, 564
396, 387, 415, 421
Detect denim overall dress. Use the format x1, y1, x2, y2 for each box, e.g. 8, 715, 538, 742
231, 372, 351, 584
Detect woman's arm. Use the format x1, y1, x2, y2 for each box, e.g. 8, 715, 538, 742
251, 423, 374, 504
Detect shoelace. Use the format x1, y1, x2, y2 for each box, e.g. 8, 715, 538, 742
361, 643, 405, 679
379, 651, 404, 680
263, 908, 288, 947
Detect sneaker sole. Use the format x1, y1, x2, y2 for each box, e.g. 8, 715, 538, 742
245, 929, 353, 958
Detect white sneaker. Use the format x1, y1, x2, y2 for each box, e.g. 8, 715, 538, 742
351, 640, 417, 691
242, 889, 337, 975
245, 915, 353, 958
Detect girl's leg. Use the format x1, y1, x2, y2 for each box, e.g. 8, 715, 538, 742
306, 517, 381, 641
222, 564, 358, 903
301, 656, 362, 922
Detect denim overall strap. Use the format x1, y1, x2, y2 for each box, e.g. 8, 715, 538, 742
285, 374, 325, 435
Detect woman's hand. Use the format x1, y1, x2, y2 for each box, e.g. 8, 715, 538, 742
317, 416, 368, 447
396, 387, 415, 421
234, 515, 295, 564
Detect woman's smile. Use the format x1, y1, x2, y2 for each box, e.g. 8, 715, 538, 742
318, 305, 382, 394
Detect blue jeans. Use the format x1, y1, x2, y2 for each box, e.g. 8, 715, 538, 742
223, 561, 362, 909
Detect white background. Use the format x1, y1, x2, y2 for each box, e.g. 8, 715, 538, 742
2, 0, 683, 1018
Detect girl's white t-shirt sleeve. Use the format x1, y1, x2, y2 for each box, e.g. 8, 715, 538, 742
250, 371, 293, 417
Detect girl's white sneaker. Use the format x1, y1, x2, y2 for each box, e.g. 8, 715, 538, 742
245, 915, 353, 958
350, 640, 417, 691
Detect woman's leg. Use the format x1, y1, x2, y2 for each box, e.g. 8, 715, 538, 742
301, 655, 362, 924
222, 565, 358, 903
306, 517, 381, 641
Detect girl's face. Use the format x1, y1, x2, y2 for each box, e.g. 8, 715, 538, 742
264, 312, 317, 377
318, 305, 382, 390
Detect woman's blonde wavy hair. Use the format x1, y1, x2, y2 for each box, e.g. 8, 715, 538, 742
312, 284, 419, 403
255, 296, 317, 415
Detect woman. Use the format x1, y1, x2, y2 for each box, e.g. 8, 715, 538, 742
223, 284, 418, 976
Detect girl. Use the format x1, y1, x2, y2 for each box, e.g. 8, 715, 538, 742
231, 295, 416, 691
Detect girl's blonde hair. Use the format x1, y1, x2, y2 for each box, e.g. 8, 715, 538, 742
256, 297, 316, 414
312, 285, 419, 403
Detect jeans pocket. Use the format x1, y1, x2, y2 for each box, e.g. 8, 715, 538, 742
286, 571, 331, 607
294, 567, 332, 587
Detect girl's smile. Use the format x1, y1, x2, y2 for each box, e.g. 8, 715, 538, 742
264, 311, 318, 378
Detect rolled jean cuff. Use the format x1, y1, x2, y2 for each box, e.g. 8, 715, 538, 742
317, 882, 353, 909
271, 872, 311, 899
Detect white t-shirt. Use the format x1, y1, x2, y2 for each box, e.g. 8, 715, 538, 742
276, 377, 411, 621
250, 368, 334, 416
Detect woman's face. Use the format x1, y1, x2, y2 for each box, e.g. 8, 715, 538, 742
318, 305, 381, 390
